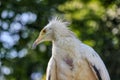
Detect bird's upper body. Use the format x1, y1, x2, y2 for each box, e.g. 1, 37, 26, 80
33, 17, 110, 80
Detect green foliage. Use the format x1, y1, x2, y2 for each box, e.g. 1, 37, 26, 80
0, 0, 120, 80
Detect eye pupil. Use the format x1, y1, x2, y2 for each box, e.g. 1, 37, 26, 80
43, 29, 46, 33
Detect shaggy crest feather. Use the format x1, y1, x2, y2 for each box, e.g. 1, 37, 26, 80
49, 16, 70, 27
45, 16, 75, 39
49, 16, 63, 22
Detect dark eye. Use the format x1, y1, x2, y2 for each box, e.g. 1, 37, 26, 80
43, 29, 46, 33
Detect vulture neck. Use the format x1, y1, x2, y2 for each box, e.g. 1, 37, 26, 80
52, 31, 80, 59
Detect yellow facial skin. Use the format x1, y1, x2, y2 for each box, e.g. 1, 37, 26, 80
32, 29, 46, 49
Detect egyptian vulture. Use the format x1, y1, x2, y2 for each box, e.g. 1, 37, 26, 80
32, 17, 110, 80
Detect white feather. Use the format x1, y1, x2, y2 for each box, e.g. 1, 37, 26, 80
79, 43, 110, 80
36, 17, 110, 80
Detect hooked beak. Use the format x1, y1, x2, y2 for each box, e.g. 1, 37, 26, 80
32, 35, 43, 49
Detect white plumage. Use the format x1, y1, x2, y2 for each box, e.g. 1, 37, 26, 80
33, 17, 110, 80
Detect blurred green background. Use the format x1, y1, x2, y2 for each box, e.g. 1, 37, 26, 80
0, 0, 120, 80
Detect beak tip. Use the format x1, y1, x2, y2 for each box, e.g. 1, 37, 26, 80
32, 43, 37, 49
